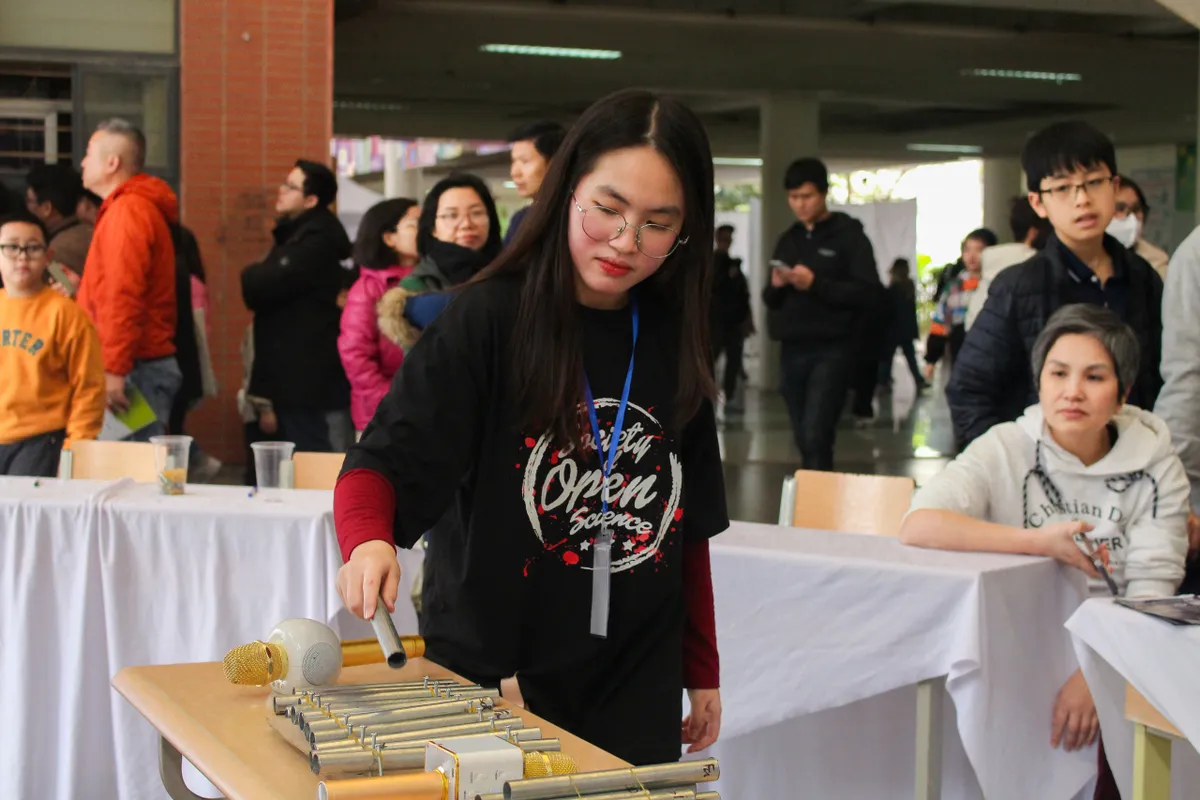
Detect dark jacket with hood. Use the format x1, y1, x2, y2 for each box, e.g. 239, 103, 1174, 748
762, 211, 882, 346
242, 206, 353, 409
947, 233, 1164, 447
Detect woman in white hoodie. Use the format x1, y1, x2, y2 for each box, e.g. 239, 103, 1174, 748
901, 303, 1188, 755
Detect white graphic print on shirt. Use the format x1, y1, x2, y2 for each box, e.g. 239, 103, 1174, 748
520, 398, 682, 572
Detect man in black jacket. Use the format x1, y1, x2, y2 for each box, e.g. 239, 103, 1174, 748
947, 122, 1163, 447
710, 224, 752, 411
242, 159, 352, 452
763, 158, 882, 470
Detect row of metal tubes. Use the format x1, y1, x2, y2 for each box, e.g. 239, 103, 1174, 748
312, 718, 530, 754
480, 792, 720, 800
495, 758, 721, 800
299, 697, 496, 735
274, 679, 477, 713
311, 737, 562, 778
284, 686, 493, 720
299, 689, 500, 726
308, 709, 511, 745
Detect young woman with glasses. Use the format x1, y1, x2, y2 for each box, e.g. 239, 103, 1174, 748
333, 89, 728, 765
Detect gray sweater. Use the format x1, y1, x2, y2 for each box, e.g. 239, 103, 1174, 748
1154, 225, 1200, 510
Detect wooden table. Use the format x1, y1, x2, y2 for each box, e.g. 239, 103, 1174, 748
113, 659, 628, 800
1125, 683, 1186, 800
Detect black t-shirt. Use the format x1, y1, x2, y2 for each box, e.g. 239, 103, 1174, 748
344, 274, 729, 765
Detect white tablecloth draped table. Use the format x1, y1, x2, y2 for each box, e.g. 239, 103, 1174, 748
0, 477, 423, 800
703, 521, 1095, 800
1066, 598, 1200, 800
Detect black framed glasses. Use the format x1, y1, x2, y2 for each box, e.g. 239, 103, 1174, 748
573, 196, 686, 259
0, 243, 47, 259
1038, 176, 1114, 202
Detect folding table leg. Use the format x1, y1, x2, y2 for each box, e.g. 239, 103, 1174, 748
1131, 723, 1172, 800
159, 736, 217, 800
914, 676, 945, 800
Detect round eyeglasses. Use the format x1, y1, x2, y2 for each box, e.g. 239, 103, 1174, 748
573, 197, 686, 260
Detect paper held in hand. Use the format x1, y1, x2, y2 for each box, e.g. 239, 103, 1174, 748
99, 386, 159, 440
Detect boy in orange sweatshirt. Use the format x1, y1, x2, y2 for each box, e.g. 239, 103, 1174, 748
0, 213, 106, 476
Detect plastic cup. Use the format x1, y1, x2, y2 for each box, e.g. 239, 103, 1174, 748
150, 435, 193, 495
251, 441, 295, 501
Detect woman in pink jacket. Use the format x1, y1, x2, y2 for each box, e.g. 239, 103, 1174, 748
338, 198, 420, 434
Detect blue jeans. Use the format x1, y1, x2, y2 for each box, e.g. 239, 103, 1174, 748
125, 356, 183, 442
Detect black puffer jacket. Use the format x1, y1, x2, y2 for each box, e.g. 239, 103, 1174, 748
946, 234, 1163, 447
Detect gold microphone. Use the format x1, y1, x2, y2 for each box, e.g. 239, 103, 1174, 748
222, 618, 424, 690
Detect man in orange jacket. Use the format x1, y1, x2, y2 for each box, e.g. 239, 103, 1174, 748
78, 119, 180, 439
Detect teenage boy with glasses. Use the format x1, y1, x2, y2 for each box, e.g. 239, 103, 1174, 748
947, 121, 1163, 449
0, 213, 105, 476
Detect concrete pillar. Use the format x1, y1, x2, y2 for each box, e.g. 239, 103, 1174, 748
756, 92, 819, 388
982, 158, 1026, 243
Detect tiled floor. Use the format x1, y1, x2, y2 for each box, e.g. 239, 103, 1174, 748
720, 358, 955, 524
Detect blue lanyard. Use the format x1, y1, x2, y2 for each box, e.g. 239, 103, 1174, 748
583, 298, 639, 512
585, 295, 638, 638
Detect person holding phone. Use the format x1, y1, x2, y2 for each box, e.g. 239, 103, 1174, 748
762, 158, 882, 470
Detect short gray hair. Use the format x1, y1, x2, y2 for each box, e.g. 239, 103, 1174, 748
95, 118, 146, 172
1031, 304, 1140, 398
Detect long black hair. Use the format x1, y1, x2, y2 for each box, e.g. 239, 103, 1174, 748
353, 197, 418, 269
416, 173, 502, 262
478, 88, 716, 449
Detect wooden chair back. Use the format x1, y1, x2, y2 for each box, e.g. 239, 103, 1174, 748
292, 452, 345, 490
67, 441, 158, 482
778, 470, 915, 537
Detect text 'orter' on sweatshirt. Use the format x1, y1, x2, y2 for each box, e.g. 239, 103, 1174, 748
907, 404, 1189, 599
0, 287, 106, 445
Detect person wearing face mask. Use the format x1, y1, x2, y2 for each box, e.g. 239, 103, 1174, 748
376, 174, 502, 352
505, 121, 567, 246
338, 198, 420, 436
947, 121, 1164, 449
924, 228, 995, 382
333, 89, 727, 766
1108, 175, 1169, 279
903, 303, 1187, 792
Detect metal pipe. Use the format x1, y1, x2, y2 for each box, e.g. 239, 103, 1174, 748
313, 719, 513, 755
369, 598, 420, 668
311, 738, 563, 779
301, 697, 479, 735
317, 768, 448, 798
502, 759, 720, 800
298, 677, 467, 696
310, 711, 495, 745
342, 698, 492, 729
483, 791, 720, 800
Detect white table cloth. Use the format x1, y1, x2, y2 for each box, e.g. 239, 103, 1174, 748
704, 521, 1094, 800
0, 478, 422, 800
1067, 598, 1200, 800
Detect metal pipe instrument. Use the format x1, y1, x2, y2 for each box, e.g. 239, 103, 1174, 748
501, 758, 720, 800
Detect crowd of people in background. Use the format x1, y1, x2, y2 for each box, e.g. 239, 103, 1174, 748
9, 96, 1200, 791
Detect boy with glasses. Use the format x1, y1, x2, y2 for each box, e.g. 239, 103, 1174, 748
947, 121, 1163, 448
0, 214, 105, 476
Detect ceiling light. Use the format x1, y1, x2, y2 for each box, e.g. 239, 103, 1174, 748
480, 44, 621, 60
713, 157, 763, 167
962, 68, 1081, 84
906, 143, 983, 155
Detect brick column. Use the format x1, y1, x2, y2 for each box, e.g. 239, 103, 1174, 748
179, 0, 334, 464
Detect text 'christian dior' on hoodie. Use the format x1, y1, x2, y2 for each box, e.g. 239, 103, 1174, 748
908, 404, 1189, 598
